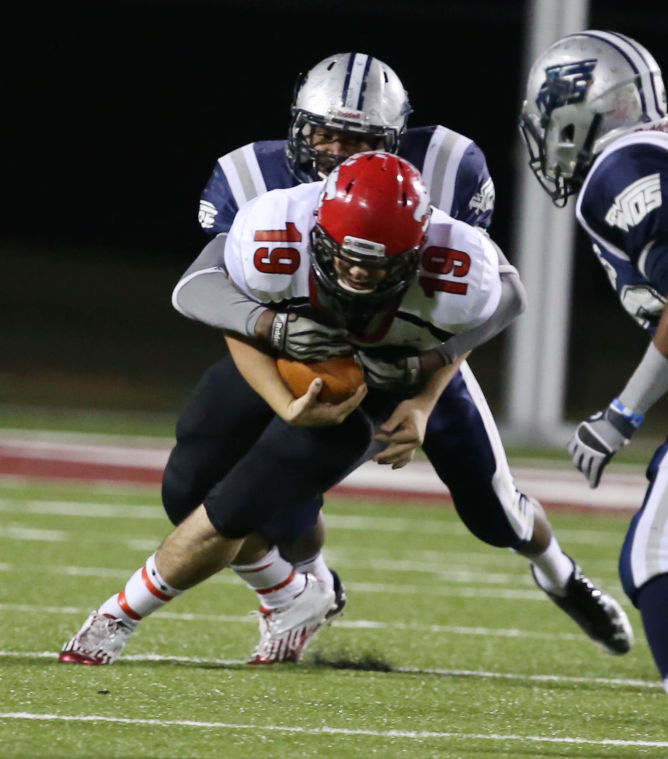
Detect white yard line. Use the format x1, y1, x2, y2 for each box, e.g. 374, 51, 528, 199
0, 526, 68, 541
0, 710, 665, 746
1, 649, 659, 690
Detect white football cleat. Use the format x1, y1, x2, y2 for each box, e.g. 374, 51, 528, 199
248, 574, 336, 664
59, 610, 133, 665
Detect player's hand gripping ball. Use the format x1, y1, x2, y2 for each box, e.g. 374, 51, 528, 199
277, 356, 365, 403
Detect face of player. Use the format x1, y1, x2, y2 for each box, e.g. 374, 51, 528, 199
332, 254, 388, 294
309, 127, 383, 175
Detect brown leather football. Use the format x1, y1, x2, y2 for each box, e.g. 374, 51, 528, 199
276, 356, 365, 403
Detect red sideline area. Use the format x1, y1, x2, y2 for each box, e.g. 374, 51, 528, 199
0, 434, 645, 513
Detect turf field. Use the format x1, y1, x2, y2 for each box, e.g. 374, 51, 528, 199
1, 476, 667, 758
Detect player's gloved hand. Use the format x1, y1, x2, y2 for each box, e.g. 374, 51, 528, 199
567, 398, 644, 488
270, 313, 352, 361
356, 351, 421, 390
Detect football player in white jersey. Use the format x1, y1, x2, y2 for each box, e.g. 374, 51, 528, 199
164, 52, 524, 662
59, 152, 632, 668
520, 29, 668, 692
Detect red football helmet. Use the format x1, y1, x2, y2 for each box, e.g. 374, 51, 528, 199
310, 151, 431, 328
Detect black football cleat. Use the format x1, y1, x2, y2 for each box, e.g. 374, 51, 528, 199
532, 562, 633, 655
326, 570, 348, 621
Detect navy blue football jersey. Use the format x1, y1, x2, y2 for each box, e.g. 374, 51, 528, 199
198, 125, 495, 236
576, 131, 668, 334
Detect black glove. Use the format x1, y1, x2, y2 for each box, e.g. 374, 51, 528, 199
356, 351, 421, 390
567, 399, 643, 488
270, 313, 352, 361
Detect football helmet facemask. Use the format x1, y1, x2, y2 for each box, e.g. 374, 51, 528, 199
311, 152, 430, 331
287, 52, 412, 181
520, 30, 667, 205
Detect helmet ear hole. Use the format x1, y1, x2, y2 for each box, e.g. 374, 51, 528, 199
561, 124, 575, 141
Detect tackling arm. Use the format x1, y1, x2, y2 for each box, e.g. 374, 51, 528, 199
172, 235, 268, 336
172, 235, 351, 359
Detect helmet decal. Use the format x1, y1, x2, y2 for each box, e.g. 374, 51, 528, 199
536, 60, 597, 115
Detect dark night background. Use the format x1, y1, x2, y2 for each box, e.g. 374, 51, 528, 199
4, 0, 668, 437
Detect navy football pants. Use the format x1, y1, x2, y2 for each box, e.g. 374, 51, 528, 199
162, 356, 533, 548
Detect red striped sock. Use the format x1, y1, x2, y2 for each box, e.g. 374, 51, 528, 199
98, 553, 182, 628
231, 546, 306, 609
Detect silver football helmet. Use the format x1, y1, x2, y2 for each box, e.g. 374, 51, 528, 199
520, 30, 667, 205
287, 52, 412, 181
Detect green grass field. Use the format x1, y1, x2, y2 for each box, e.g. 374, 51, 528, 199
1, 477, 667, 758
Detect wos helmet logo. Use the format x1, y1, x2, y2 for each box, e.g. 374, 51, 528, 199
536, 59, 597, 115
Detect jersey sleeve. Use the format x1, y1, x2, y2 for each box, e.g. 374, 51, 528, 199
198, 160, 240, 236
224, 196, 265, 299
577, 136, 668, 295
399, 126, 495, 229
224, 185, 317, 305
458, 231, 503, 328
198, 141, 295, 238
449, 142, 495, 229
171, 234, 269, 337
412, 215, 502, 335
643, 233, 668, 294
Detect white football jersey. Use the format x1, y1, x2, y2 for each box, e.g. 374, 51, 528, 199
224, 182, 501, 351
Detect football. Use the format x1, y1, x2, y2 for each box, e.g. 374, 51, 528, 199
276, 355, 365, 403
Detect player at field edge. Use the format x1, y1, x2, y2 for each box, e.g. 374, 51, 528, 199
519, 29, 668, 693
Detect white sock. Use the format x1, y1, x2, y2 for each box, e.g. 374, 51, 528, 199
530, 537, 575, 596
98, 553, 182, 629
231, 546, 306, 610
293, 551, 334, 590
